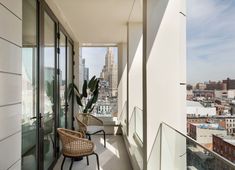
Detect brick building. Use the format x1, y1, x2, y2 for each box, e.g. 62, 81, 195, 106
213, 135, 235, 164
223, 78, 235, 90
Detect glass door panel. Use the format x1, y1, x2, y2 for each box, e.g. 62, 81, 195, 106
41, 11, 56, 169
67, 42, 73, 129
22, 48, 37, 170
59, 32, 66, 128
22, 0, 37, 169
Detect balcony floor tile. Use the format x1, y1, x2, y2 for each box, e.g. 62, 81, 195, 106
54, 135, 132, 170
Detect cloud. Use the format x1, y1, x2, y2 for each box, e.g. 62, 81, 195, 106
187, 0, 235, 84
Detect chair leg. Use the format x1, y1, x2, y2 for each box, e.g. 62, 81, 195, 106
69, 158, 74, 170
86, 156, 89, 165
94, 153, 100, 170
102, 130, 106, 148
88, 134, 91, 140
61, 156, 66, 170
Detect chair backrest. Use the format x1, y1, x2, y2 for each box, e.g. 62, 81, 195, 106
57, 128, 94, 156
57, 128, 81, 149
76, 114, 87, 132
57, 128, 72, 147
76, 113, 103, 126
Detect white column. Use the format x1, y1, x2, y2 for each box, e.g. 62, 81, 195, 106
118, 42, 127, 124
143, 0, 186, 169
73, 42, 80, 117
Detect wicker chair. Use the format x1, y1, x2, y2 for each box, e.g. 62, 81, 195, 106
76, 113, 106, 147
57, 128, 100, 170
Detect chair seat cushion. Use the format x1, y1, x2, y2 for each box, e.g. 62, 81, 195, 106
86, 126, 104, 134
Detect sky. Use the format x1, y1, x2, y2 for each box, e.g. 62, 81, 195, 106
187, 0, 235, 84
82, 47, 118, 79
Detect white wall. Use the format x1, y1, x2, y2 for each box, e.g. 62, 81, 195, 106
145, 0, 186, 169
0, 0, 22, 169
126, 22, 144, 170
128, 22, 143, 122
118, 42, 127, 128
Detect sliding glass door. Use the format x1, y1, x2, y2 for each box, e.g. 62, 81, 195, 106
22, 0, 74, 169
40, 10, 57, 169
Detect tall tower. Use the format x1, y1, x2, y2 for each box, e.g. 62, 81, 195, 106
100, 48, 118, 97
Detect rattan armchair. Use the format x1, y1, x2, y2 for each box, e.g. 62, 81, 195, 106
57, 128, 100, 170
76, 113, 106, 147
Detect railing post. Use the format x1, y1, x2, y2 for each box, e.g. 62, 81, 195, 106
160, 123, 162, 170
134, 107, 136, 135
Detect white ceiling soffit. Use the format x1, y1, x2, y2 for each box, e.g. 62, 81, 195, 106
51, 0, 142, 44
129, 0, 143, 22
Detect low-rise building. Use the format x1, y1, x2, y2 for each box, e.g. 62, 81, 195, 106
216, 115, 235, 135
213, 135, 235, 164
187, 117, 214, 133
187, 100, 216, 117
188, 123, 227, 150
215, 90, 235, 99
193, 90, 215, 99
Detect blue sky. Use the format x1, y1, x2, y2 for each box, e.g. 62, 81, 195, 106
187, 0, 235, 84
82, 47, 118, 79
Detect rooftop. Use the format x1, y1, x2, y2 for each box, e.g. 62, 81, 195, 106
193, 123, 225, 130
187, 100, 204, 108
216, 135, 235, 146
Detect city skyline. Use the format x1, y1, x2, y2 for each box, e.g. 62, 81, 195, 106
187, 0, 235, 84
188, 77, 234, 86
81, 47, 118, 80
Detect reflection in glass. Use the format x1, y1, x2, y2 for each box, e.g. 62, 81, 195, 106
43, 12, 56, 169
22, 0, 37, 169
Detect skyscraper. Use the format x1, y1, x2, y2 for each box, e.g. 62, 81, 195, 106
82, 59, 89, 81
100, 48, 118, 97
79, 53, 89, 91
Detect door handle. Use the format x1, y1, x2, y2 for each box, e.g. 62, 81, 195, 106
30, 116, 37, 120
30, 115, 43, 120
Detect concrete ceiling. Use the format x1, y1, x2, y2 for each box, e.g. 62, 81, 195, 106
51, 0, 142, 44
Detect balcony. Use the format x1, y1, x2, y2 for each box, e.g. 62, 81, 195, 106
1, 0, 235, 170
51, 118, 235, 170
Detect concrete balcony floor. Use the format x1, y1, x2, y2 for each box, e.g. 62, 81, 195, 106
54, 135, 132, 170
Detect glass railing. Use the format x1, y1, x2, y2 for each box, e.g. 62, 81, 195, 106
129, 106, 143, 143
134, 107, 143, 142
118, 101, 127, 135
128, 106, 144, 170
148, 122, 235, 170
